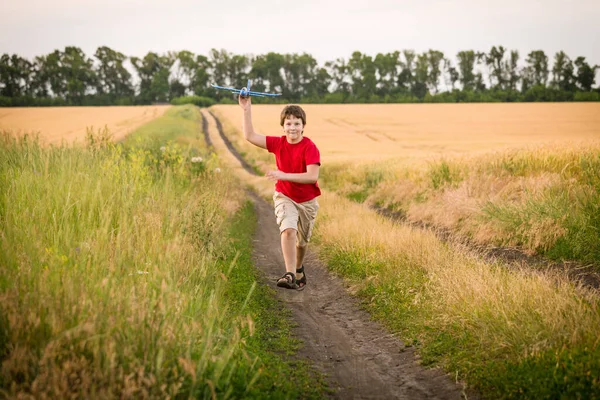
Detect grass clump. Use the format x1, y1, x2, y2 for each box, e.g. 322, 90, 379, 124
0, 105, 328, 398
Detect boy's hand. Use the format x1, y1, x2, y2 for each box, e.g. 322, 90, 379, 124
266, 170, 285, 182
238, 94, 251, 110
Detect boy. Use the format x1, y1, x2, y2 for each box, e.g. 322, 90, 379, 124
238, 94, 321, 290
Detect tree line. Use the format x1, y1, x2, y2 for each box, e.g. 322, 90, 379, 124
1, 46, 598, 106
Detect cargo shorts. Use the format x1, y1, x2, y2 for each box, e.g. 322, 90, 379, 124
273, 191, 319, 247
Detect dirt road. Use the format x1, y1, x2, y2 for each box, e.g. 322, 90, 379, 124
201, 108, 475, 399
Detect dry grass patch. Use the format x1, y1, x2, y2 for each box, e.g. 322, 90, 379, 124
314, 191, 600, 397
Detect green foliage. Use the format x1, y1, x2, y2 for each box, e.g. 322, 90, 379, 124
428, 160, 462, 189
344, 166, 385, 202
1, 47, 598, 106
479, 150, 600, 264
574, 91, 600, 101
171, 95, 216, 107
478, 346, 600, 399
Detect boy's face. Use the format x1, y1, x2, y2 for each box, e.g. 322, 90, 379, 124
282, 115, 304, 144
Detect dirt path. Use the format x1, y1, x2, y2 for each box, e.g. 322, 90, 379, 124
200, 109, 475, 399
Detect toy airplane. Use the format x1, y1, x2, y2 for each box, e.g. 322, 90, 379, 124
211, 79, 282, 98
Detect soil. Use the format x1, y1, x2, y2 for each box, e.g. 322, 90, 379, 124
201, 108, 478, 399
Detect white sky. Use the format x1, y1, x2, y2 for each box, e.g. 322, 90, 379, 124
2, 0, 599, 72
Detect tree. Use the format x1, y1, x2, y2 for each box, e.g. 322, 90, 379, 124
456, 50, 477, 91
412, 52, 429, 100
505, 50, 520, 91
374, 51, 401, 96
0, 54, 32, 97
444, 58, 460, 90
94, 46, 134, 99
551, 51, 576, 92
208, 48, 231, 100
207, 49, 250, 101
227, 54, 251, 92
397, 50, 416, 93
574, 56, 597, 91
485, 46, 507, 89
29, 56, 51, 97
131, 52, 174, 103
282, 53, 325, 101
41, 50, 68, 99
347, 51, 376, 101
325, 57, 351, 97
172, 50, 195, 95
522, 50, 549, 90
62, 46, 97, 104
426, 50, 444, 94
191, 54, 212, 97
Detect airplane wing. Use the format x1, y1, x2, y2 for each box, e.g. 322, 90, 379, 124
212, 84, 281, 97
211, 84, 242, 94
247, 91, 282, 97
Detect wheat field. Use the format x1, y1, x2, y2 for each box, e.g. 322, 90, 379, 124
0, 105, 171, 145
213, 103, 600, 164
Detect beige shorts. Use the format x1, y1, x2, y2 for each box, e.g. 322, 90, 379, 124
273, 191, 319, 246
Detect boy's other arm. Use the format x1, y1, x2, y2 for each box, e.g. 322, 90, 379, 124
239, 95, 267, 149
266, 164, 320, 184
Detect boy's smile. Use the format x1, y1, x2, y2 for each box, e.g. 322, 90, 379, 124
283, 115, 304, 144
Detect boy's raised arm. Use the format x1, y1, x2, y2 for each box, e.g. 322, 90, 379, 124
239, 95, 267, 149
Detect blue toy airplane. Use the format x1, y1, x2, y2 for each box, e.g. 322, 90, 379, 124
211, 79, 281, 98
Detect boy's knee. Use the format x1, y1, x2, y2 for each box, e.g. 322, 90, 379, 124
281, 228, 297, 239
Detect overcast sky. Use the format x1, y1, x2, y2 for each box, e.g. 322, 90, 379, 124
2, 0, 599, 71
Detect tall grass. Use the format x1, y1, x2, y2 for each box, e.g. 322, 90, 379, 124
321, 142, 600, 266
313, 191, 600, 399
0, 106, 327, 398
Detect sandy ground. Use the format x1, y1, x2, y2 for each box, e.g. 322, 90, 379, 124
201, 108, 478, 399
0, 105, 171, 145
213, 103, 600, 165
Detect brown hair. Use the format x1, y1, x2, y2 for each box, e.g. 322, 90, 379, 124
280, 105, 306, 126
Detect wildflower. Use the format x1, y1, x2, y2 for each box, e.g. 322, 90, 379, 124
160, 146, 166, 152
128, 270, 150, 276
191, 156, 203, 163
214, 168, 221, 173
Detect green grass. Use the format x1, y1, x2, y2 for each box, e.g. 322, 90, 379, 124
317, 236, 600, 399
0, 105, 329, 398
220, 202, 329, 399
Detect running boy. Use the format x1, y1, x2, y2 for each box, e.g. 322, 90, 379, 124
238, 95, 321, 290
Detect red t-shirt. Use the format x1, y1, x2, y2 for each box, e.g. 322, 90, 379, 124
266, 135, 321, 203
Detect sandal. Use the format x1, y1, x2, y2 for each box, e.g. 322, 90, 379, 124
296, 265, 307, 290
277, 272, 299, 289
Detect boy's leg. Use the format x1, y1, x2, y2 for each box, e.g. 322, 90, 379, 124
273, 192, 318, 287
295, 243, 307, 279
295, 198, 319, 284
281, 228, 298, 275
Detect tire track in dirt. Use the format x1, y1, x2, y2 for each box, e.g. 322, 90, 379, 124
201, 110, 213, 150
206, 109, 256, 175
201, 108, 476, 400
373, 207, 600, 292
